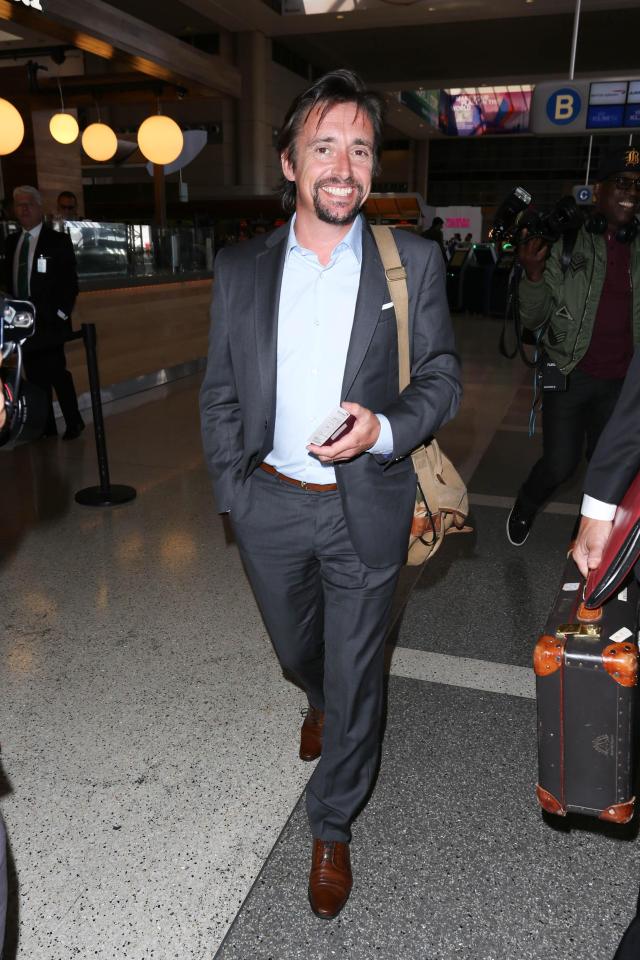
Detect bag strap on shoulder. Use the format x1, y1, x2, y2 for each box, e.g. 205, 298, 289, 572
371, 225, 410, 392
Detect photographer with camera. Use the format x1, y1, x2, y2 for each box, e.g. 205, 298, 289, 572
507, 147, 640, 546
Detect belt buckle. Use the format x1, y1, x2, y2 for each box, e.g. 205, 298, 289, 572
300, 479, 307, 489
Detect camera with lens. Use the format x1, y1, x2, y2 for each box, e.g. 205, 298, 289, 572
490, 188, 584, 246
1, 293, 47, 449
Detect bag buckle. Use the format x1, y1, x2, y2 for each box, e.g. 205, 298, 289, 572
385, 266, 407, 282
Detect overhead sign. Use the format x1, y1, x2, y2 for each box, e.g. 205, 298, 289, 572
573, 185, 593, 205
438, 86, 531, 136
532, 78, 640, 134
545, 87, 582, 126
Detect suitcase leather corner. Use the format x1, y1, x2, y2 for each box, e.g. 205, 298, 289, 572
536, 784, 566, 816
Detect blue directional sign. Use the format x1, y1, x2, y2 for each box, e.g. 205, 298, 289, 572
573, 185, 593, 205
533, 78, 640, 134
546, 88, 582, 126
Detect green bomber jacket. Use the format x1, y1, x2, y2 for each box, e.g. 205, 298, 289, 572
518, 226, 640, 374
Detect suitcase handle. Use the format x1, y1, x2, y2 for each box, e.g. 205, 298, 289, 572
577, 601, 602, 623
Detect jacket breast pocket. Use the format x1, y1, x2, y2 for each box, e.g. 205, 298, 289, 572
377, 306, 396, 325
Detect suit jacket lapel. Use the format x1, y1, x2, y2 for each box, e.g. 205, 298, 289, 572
254, 225, 288, 415
341, 220, 388, 399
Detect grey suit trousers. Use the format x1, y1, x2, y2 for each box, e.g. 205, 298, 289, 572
231, 468, 402, 843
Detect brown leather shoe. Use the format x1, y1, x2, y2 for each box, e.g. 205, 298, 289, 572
308, 839, 352, 919
299, 706, 324, 761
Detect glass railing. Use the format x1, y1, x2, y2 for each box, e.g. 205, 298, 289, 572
0, 220, 215, 288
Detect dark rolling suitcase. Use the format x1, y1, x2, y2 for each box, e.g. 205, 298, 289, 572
534, 555, 639, 824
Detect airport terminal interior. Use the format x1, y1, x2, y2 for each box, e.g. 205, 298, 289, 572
2, 1, 640, 958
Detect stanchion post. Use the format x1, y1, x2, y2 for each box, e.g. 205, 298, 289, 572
74, 322, 136, 507
85, 322, 110, 498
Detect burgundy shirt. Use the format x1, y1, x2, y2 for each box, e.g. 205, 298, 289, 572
578, 231, 633, 380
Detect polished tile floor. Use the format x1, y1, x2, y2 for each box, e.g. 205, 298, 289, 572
1, 315, 638, 960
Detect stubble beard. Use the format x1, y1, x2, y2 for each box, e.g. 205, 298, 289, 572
312, 179, 365, 226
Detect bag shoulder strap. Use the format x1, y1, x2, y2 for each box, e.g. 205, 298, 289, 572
371, 225, 410, 392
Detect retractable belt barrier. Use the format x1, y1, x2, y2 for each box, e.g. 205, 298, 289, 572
65, 323, 136, 507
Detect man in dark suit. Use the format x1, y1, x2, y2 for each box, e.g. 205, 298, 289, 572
200, 70, 461, 919
573, 345, 640, 960
4, 185, 83, 439
573, 346, 640, 577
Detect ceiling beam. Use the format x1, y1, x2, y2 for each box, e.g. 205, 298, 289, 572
177, 0, 280, 35
28, 72, 212, 108
0, 0, 241, 97
195, 0, 640, 36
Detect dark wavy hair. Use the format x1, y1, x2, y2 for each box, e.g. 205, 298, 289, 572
276, 69, 384, 214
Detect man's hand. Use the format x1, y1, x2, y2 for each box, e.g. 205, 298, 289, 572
307, 402, 381, 464
572, 516, 614, 578
518, 232, 550, 283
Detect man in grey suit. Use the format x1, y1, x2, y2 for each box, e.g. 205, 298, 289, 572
200, 70, 461, 919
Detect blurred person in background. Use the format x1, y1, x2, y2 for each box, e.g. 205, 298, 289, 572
3, 186, 84, 440
56, 190, 79, 220
421, 215, 447, 260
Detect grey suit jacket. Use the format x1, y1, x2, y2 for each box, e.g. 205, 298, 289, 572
200, 215, 461, 568
584, 345, 640, 506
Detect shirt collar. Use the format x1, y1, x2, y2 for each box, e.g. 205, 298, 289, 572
286, 213, 363, 265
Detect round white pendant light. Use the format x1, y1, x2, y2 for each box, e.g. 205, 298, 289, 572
137, 115, 183, 166
50, 112, 79, 145
0, 98, 25, 156
81, 122, 118, 162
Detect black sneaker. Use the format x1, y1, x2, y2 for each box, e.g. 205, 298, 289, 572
507, 500, 535, 546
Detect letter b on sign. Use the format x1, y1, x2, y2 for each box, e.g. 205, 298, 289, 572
555, 95, 574, 120
546, 88, 581, 126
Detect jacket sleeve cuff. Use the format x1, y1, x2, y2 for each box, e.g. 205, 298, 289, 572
368, 414, 393, 457
581, 494, 617, 521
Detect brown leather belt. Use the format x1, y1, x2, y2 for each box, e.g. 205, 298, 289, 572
259, 462, 338, 492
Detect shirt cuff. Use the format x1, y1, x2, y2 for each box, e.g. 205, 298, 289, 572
581, 494, 617, 521
368, 414, 393, 456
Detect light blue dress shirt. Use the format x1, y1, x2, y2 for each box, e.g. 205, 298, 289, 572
264, 215, 393, 484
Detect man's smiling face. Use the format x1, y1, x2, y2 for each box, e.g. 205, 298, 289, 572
594, 173, 640, 231
282, 101, 375, 228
